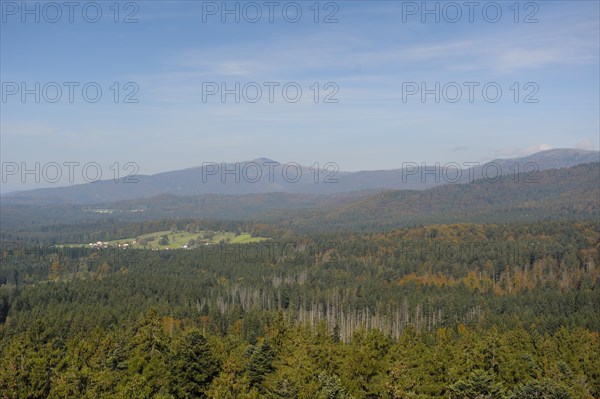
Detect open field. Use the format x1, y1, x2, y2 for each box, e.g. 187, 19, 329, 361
61, 230, 269, 249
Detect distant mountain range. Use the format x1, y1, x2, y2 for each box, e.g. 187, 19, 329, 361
3, 148, 598, 205
104, 161, 598, 231
1, 157, 598, 238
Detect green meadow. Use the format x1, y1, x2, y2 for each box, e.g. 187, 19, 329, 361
63, 230, 268, 249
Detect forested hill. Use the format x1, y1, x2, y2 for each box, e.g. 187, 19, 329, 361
268, 162, 600, 231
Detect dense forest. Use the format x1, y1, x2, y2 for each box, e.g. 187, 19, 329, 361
1, 221, 598, 398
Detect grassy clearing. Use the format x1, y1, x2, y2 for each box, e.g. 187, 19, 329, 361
63, 230, 269, 249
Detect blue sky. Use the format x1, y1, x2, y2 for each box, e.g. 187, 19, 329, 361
1, 0, 599, 192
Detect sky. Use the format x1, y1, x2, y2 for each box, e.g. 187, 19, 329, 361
1, 0, 599, 192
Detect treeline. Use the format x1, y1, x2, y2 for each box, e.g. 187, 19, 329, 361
0, 218, 288, 246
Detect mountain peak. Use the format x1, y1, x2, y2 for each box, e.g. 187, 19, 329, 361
247, 157, 278, 164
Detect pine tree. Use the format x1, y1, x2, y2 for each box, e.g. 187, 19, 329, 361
118, 309, 169, 398
448, 369, 506, 399
509, 379, 572, 399
246, 340, 275, 388
318, 372, 349, 399
169, 329, 220, 399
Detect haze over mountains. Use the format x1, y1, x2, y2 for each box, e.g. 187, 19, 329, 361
1, 150, 598, 239
3, 148, 598, 205
90, 162, 600, 230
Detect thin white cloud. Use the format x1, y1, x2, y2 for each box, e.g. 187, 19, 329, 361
493, 144, 554, 158
575, 138, 599, 151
